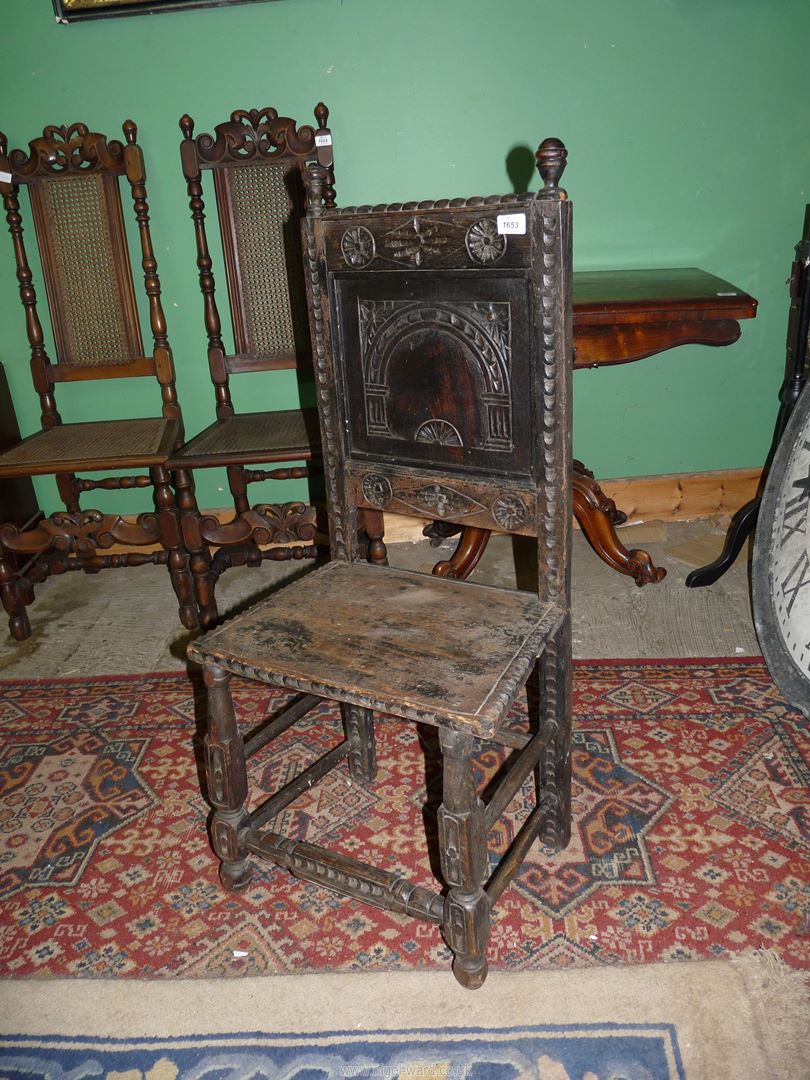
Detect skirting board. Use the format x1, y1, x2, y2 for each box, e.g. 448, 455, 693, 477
108, 466, 763, 551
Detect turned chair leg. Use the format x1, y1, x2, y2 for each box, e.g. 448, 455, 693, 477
363, 509, 388, 566
173, 467, 218, 630
204, 665, 253, 891
539, 617, 572, 849
151, 464, 198, 631
0, 548, 30, 641
227, 463, 251, 518
438, 727, 491, 989
342, 703, 377, 785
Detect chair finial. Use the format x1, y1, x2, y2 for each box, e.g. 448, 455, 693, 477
535, 137, 568, 199
314, 102, 329, 130
179, 115, 195, 141
0, 131, 7, 157
122, 120, 138, 145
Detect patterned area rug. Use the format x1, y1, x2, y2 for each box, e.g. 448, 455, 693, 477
0, 658, 808, 978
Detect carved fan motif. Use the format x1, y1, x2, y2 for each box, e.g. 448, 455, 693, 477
415, 419, 463, 446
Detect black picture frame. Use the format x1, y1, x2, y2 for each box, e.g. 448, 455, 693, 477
53, 0, 278, 22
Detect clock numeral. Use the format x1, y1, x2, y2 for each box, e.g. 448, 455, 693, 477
781, 491, 809, 544
780, 548, 810, 616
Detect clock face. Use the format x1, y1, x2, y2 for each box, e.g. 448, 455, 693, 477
753, 382, 810, 716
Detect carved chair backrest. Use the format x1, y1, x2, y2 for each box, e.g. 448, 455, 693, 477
302, 143, 573, 609
180, 105, 336, 396
0, 121, 179, 429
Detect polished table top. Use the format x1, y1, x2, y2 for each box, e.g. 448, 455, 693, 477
572, 267, 758, 368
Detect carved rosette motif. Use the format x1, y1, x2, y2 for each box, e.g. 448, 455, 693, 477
341, 225, 375, 268
491, 494, 527, 530
361, 473, 393, 509
465, 218, 506, 265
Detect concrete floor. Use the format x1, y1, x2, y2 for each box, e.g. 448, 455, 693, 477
0, 517, 760, 678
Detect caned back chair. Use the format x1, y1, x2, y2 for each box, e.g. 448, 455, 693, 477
188, 137, 573, 988
168, 104, 342, 629
0, 121, 195, 642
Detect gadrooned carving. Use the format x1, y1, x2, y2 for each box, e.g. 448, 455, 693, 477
341, 225, 376, 268
465, 218, 507, 265
362, 473, 392, 508
491, 494, 527, 530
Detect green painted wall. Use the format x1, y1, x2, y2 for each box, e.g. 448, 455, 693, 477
2, 0, 809, 514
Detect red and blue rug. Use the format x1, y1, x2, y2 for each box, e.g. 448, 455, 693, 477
0, 658, 807, 977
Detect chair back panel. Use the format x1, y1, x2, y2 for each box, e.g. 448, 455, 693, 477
304, 167, 573, 604
28, 171, 143, 367
214, 160, 308, 361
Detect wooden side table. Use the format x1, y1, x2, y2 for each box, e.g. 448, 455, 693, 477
429, 268, 758, 584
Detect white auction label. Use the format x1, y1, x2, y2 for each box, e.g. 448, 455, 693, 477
315, 133, 333, 147
0, 171, 12, 184
496, 212, 526, 235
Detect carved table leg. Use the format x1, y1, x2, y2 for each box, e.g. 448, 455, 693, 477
438, 727, 490, 990
204, 665, 253, 892
342, 703, 376, 785
573, 459, 626, 524
573, 464, 666, 586
432, 526, 491, 580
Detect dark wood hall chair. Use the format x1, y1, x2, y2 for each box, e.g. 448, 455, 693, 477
189, 139, 574, 988
0, 121, 196, 642
168, 104, 344, 629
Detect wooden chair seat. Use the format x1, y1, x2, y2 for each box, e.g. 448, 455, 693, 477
167, 409, 316, 470
0, 417, 179, 477
190, 561, 563, 738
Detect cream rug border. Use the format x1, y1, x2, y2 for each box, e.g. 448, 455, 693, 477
2, 955, 807, 1080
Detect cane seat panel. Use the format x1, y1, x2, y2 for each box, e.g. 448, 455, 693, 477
168, 409, 317, 469
0, 417, 179, 477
